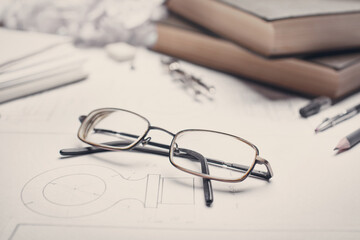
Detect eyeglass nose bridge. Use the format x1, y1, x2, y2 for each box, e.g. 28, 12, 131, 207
136, 126, 176, 150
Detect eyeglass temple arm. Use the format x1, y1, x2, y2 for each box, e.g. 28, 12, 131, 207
60, 141, 170, 157
60, 141, 272, 181
180, 148, 213, 206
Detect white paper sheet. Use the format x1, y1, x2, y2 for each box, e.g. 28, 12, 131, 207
0, 28, 70, 68
0, 46, 360, 240
0, 29, 87, 104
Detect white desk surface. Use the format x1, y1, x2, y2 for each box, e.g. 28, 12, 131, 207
0, 46, 360, 240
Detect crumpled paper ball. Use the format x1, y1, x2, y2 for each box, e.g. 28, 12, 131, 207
0, 0, 166, 46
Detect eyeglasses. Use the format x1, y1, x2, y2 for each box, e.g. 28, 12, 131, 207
60, 108, 273, 206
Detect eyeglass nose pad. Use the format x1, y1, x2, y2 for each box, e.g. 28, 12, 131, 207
141, 137, 152, 146
79, 115, 87, 123
172, 144, 185, 157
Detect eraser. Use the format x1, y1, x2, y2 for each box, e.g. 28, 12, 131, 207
105, 42, 136, 62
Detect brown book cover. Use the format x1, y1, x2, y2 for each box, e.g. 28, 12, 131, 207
150, 15, 360, 99
166, 0, 360, 57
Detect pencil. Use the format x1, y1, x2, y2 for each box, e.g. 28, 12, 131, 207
334, 128, 360, 152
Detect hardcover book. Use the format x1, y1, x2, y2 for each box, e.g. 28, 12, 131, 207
166, 0, 360, 57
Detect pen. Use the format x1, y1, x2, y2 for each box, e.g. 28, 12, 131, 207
299, 96, 331, 118
334, 128, 360, 152
315, 103, 360, 133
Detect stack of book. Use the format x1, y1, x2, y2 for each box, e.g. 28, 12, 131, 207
151, 0, 360, 99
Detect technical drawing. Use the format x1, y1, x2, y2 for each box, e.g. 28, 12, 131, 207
21, 164, 195, 218
43, 173, 106, 206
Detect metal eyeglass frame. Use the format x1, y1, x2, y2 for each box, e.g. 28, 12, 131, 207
60, 108, 274, 205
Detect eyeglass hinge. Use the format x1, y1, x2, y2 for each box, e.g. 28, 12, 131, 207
255, 156, 268, 165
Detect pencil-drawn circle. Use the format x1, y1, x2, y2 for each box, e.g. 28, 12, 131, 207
21, 164, 148, 218
43, 174, 106, 206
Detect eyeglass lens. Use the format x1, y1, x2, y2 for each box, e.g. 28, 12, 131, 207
79, 109, 149, 149
171, 130, 257, 181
